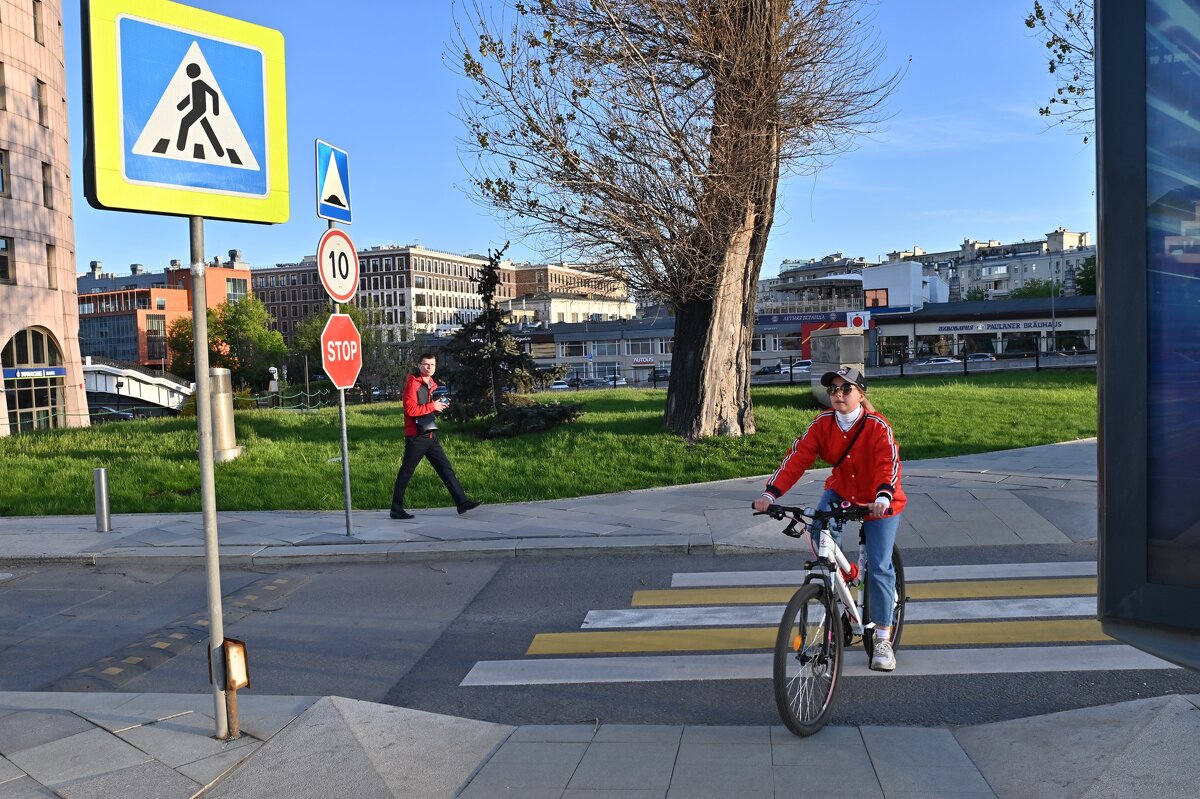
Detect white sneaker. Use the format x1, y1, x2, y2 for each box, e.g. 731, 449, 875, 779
871, 640, 896, 672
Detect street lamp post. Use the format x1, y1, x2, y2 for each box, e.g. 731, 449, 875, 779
1049, 265, 1057, 355
115, 379, 124, 415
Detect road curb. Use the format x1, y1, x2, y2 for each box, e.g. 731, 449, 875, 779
0, 553, 99, 566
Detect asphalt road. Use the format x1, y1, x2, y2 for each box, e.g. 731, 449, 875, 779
3, 545, 1197, 729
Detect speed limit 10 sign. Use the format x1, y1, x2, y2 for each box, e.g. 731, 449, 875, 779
317, 228, 359, 303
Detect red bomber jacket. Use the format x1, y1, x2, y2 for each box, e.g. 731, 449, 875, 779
763, 410, 906, 518
402, 373, 443, 437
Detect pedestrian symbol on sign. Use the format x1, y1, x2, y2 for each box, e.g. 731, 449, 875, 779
132, 41, 259, 171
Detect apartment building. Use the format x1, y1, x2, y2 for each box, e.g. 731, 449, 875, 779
888, 228, 1095, 300
1, 0, 88, 435
510, 261, 628, 300
75, 255, 252, 367
253, 244, 518, 346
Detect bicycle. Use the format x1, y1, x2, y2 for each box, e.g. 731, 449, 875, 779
757, 502, 907, 736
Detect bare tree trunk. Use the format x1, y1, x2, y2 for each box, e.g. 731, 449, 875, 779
665, 164, 777, 438
665, 0, 782, 439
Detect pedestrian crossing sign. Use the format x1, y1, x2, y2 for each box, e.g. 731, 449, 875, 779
81, 0, 289, 223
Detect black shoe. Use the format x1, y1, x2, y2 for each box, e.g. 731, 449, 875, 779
457, 500, 481, 515
390, 509, 415, 520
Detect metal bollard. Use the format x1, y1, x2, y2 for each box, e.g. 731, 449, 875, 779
94, 468, 111, 533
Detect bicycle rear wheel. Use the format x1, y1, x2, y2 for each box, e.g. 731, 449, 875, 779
773, 584, 843, 736
863, 545, 906, 655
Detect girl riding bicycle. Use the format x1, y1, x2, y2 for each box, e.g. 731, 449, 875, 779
751, 366, 907, 672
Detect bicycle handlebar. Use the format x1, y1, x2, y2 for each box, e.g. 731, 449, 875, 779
753, 502, 877, 524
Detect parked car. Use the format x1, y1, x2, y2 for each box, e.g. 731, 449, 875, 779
581, 378, 608, 388
782, 359, 812, 373
965, 353, 996, 362
550, 380, 570, 391
755, 364, 782, 375
566, 377, 584, 388
611, 376, 628, 386
650, 368, 670, 381
915, 356, 961, 365
90, 405, 134, 423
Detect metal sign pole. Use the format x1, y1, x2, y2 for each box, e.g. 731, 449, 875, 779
338, 374, 353, 537
330, 220, 353, 537
190, 216, 230, 739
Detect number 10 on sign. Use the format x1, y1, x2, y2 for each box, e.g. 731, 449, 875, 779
317, 228, 359, 304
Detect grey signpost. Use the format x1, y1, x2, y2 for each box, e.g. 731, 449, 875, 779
81, 0, 289, 739
315, 140, 358, 537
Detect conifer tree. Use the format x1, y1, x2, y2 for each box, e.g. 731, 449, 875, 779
444, 244, 539, 418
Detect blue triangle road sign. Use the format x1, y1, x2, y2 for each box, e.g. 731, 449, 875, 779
316, 140, 352, 224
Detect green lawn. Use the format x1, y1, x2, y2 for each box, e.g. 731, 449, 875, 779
1, 371, 1097, 516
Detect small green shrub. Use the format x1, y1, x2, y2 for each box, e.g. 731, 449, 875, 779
484, 401, 584, 438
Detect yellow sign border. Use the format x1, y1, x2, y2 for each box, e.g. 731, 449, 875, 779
84, 0, 289, 223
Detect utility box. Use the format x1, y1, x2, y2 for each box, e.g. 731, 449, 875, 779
209, 368, 244, 463
810, 328, 865, 407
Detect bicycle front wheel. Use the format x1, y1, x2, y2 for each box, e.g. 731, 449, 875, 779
863, 545, 907, 655
773, 584, 843, 737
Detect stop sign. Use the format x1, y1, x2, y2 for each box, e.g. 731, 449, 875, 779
320, 314, 362, 389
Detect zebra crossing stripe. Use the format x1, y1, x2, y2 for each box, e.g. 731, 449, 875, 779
632, 577, 1097, 607
463, 562, 1130, 688
670, 561, 1097, 587
461, 644, 1177, 687
526, 618, 1108, 656
583, 596, 1097, 629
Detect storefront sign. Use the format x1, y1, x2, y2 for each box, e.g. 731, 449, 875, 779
936, 320, 1063, 332
756, 312, 841, 324
3, 367, 68, 380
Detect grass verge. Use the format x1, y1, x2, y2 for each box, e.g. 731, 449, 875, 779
1, 370, 1096, 516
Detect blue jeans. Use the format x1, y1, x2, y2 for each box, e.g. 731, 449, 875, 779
812, 488, 900, 629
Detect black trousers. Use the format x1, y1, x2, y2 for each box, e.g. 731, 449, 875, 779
391, 432, 469, 511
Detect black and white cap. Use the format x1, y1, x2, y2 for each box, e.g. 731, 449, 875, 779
820, 365, 866, 389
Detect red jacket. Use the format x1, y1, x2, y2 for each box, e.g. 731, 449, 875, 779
764, 410, 906, 518
402, 373, 442, 436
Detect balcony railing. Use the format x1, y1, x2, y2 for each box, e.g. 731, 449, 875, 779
755, 297, 865, 315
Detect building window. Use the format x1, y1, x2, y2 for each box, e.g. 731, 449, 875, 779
147, 314, 167, 363
226, 278, 248, 304
562, 342, 585, 357
592, 341, 619, 356
865, 288, 888, 308
0, 237, 13, 283
35, 80, 48, 126
41, 162, 53, 207
0, 149, 9, 197
2, 327, 66, 434
628, 339, 653, 355
33, 1, 45, 45
45, 244, 55, 289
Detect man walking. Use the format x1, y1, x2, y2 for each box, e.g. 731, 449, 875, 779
389, 353, 480, 519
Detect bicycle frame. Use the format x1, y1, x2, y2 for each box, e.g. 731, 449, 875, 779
803, 522, 871, 640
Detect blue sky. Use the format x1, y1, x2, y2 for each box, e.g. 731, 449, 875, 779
63, 0, 1096, 277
